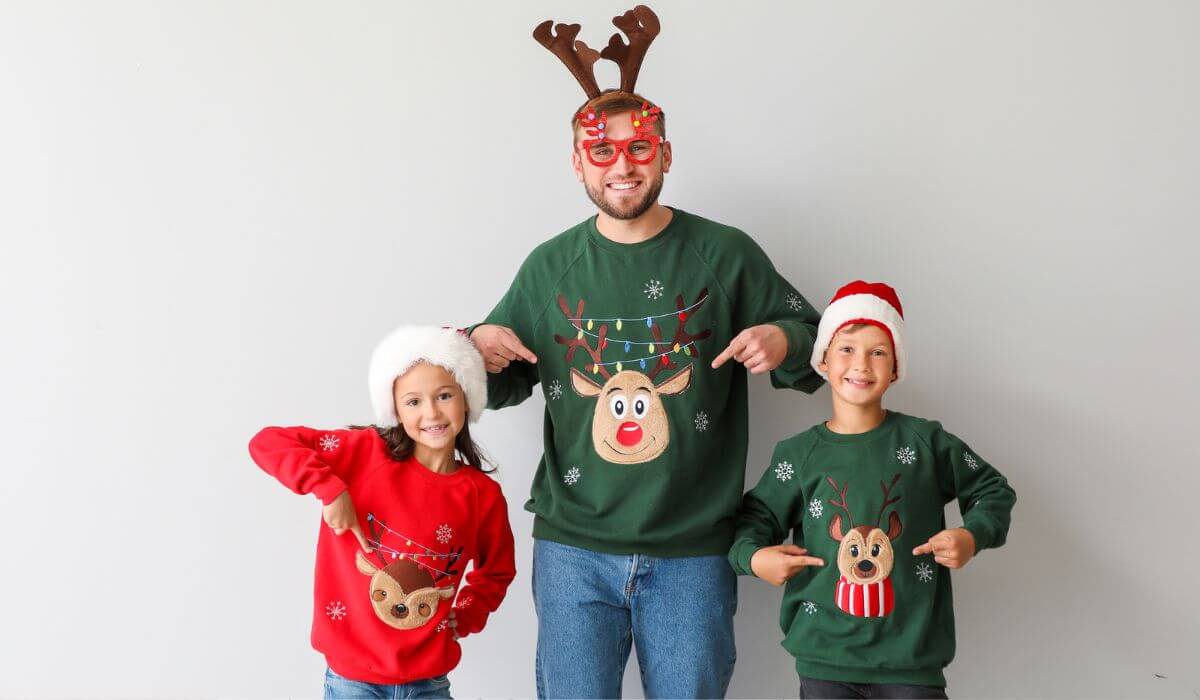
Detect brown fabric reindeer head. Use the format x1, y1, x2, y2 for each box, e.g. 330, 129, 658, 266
827, 474, 904, 586
356, 551, 455, 630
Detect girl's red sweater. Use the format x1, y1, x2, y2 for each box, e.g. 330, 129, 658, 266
249, 426, 515, 685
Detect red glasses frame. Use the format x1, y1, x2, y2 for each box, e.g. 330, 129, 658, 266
576, 102, 664, 167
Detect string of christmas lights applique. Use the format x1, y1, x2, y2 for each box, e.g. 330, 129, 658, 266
553, 288, 711, 465
352, 513, 463, 630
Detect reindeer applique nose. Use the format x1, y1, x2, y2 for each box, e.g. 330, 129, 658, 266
391, 603, 409, 619
616, 421, 643, 446
857, 560, 876, 575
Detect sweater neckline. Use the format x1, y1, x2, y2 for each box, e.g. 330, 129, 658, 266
368, 430, 471, 485
814, 410, 900, 444
585, 206, 683, 254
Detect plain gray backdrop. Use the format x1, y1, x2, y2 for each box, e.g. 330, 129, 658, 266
2, 1, 1197, 697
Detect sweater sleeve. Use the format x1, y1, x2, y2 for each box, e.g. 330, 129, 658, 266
729, 233, 823, 393
930, 424, 1017, 552
478, 265, 541, 410
452, 480, 516, 637
728, 441, 808, 576
248, 426, 371, 505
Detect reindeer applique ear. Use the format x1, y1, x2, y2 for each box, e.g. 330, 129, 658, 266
356, 550, 378, 576
885, 511, 902, 541
654, 363, 692, 396
829, 513, 846, 542
437, 586, 456, 600
570, 367, 603, 397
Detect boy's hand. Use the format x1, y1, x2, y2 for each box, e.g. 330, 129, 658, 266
912, 528, 976, 569
322, 491, 372, 552
711, 324, 788, 375
750, 544, 825, 586
471, 324, 538, 373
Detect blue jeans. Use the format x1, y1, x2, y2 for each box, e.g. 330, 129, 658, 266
532, 538, 737, 699
323, 668, 452, 699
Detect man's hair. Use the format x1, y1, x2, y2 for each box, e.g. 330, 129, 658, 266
572, 90, 666, 140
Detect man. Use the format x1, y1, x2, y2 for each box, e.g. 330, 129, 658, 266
471, 7, 824, 698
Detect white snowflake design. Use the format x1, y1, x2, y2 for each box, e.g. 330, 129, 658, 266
774, 460, 795, 482
808, 498, 824, 519
435, 619, 448, 633
435, 524, 453, 544
694, 411, 709, 432
318, 434, 340, 452
786, 293, 804, 311
644, 279, 664, 299
896, 446, 917, 465
564, 466, 582, 486
457, 596, 472, 609
547, 380, 563, 401
964, 452, 980, 470
916, 562, 935, 583
325, 600, 347, 621
802, 601, 818, 615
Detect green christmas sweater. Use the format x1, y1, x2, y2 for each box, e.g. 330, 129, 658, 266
480, 208, 821, 556
728, 411, 1016, 688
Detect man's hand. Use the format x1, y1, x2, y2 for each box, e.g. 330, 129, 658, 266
322, 491, 372, 552
912, 528, 976, 569
711, 324, 788, 375
470, 324, 538, 374
750, 544, 825, 586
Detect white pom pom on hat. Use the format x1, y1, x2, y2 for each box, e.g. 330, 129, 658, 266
368, 326, 488, 427
810, 281, 907, 382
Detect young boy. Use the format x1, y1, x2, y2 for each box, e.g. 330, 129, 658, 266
729, 281, 1016, 699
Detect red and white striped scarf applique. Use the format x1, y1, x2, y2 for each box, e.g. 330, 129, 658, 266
835, 575, 895, 617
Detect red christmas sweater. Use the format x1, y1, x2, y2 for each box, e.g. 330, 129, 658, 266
249, 426, 516, 685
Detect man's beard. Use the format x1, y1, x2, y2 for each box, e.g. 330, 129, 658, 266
584, 173, 664, 221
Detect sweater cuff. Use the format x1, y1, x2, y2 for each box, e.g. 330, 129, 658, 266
311, 473, 349, 506
453, 600, 485, 638
961, 521, 994, 553
729, 540, 762, 577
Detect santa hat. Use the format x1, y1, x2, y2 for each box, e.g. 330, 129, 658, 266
368, 326, 487, 427
810, 281, 907, 382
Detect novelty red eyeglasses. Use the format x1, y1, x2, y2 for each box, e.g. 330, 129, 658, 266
576, 102, 663, 167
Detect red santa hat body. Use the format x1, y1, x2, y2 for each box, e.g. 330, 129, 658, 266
810, 281, 907, 382
368, 326, 487, 427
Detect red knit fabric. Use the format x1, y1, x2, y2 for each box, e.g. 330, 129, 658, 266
249, 426, 515, 685
835, 575, 895, 618
829, 280, 904, 318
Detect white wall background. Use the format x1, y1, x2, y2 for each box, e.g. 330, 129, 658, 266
2, 1, 1197, 697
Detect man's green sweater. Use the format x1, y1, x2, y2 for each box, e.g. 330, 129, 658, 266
481, 208, 821, 556
729, 411, 1017, 687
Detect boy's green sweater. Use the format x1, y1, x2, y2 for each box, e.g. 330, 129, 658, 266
729, 411, 1016, 688
481, 208, 821, 556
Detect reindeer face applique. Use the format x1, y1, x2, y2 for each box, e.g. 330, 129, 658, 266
355, 551, 455, 630
826, 474, 903, 617
555, 289, 711, 465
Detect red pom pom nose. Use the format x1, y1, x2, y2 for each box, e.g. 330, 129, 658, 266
616, 421, 643, 447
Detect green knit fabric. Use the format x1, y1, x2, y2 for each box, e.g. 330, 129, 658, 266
729, 411, 1016, 687
482, 208, 821, 556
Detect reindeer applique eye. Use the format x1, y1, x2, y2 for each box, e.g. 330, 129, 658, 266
871, 543, 882, 557
419, 603, 431, 617
850, 544, 860, 557
632, 395, 648, 419
372, 589, 387, 601
609, 394, 629, 419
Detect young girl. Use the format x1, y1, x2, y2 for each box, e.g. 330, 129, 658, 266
249, 326, 515, 699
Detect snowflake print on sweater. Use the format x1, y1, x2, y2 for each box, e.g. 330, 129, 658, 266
325, 601, 347, 621
786, 293, 804, 311
963, 452, 979, 470
803, 601, 818, 615
644, 279, 664, 299
435, 524, 453, 544
896, 446, 916, 465
547, 380, 563, 401
319, 434, 340, 452
775, 461, 794, 482
808, 498, 823, 519
563, 467, 581, 485
916, 562, 934, 583
695, 411, 709, 432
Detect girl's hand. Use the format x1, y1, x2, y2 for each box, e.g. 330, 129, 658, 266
750, 544, 825, 586
912, 528, 976, 569
448, 610, 460, 640
322, 491, 372, 552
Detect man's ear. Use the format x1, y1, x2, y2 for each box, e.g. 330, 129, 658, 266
660, 140, 672, 174
571, 148, 584, 182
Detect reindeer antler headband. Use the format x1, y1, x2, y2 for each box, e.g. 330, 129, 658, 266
533, 5, 661, 99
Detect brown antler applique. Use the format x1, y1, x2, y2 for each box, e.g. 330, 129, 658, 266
554, 295, 613, 381
646, 288, 712, 382
875, 473, 902, 528
600, 5, 661, 93
533, 21, 602, 99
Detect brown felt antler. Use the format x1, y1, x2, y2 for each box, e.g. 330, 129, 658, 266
554, 295, 612, 381
646, 288, 712, 382
826, 476, 854, 528
875, 473, 902, 528
533, 20, 602, 99
600, 5, 661, 93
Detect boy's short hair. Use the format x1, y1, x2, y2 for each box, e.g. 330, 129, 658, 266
572, 90, 666, 140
